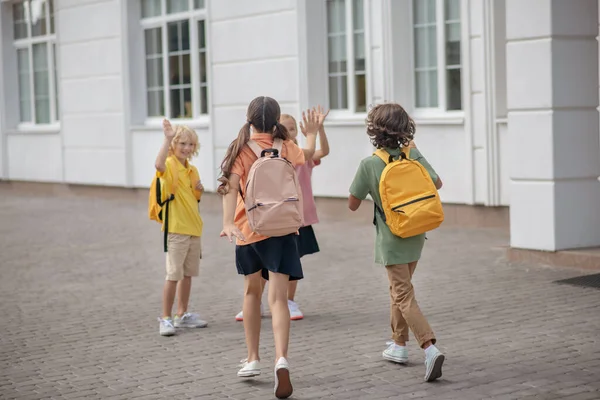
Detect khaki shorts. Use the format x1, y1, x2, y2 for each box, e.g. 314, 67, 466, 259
166, 233, 202, 281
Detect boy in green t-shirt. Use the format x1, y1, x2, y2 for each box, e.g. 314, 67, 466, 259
348, 103, 445, 382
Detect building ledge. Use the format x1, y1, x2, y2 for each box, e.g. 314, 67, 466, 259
507, 247, 600, 271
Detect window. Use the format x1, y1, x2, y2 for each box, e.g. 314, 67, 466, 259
326, 0, 366, 113
413, 0, 462, 111
140, 0, 208, 119
13, 0, 59, 125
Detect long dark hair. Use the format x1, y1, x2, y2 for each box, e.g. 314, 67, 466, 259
217, 96, 289, 195
366, 103, 415, 149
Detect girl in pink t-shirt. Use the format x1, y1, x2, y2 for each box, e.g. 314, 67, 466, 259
279, 106, 330, 319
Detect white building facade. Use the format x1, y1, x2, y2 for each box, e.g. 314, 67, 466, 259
0, 0, 599, 252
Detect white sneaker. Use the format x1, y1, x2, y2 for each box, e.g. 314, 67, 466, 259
237, 358, 261, 377
174, 312, 208, 328
382, 341, 408, 364
274, 357, 293, 399
424, 345, 445, 382
158, 317, 175, 336
287, 300, 304, 320
235, 303, 265, 321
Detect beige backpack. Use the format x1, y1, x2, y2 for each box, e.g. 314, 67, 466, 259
244, 138, 304, 237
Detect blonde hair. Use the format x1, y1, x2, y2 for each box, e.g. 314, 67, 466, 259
169, 125, 200, 159
280, 114, 298, 144
280, 114, 296, 125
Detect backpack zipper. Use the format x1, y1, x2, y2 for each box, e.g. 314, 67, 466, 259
391, 194, 436, 212
247, 197, 298, 212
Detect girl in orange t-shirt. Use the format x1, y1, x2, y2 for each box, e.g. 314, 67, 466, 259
218, 96, 319, 399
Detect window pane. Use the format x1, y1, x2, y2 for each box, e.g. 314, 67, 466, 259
194, 0, 205, 9
428, 70, 438, 107
414, 0, 436, 24
33, 43, 51, 123
327, 0, 345, 34
199, 51, 207, 83
169, 54, 191, 85
17, 49, 32, 122
354, 32, 365, 72
170, 88, 192, 118
49, 0, 55, 33
141, 0, 161, 18
353, 0, 364, 31
36, 99, 51, 123
168, 20, 190, 52
414, 26, 436, 68
200, 86, 208, 114
31, 0, 48, 37
355, 74, 366, 112
53, 43, 58, 120
445, 0, 460, 20
328, 35, 346, 73
445, 22, 461, 65
146, 58, 163, 88
198, 20, 206, 49
167, 0, 189, 14
446, 69, 461, 110
13, 2, 28, 39
147, 90, 165, 116
144, 27, 162, 55
328, 76, 348, 110
329, 77, 340, 109
415, 70, 438, 108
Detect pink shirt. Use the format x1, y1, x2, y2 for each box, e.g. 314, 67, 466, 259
296, 158, 320, 226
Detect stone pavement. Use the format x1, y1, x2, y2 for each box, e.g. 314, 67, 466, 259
1, 186, 599, 400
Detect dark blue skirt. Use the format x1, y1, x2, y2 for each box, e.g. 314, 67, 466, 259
295, 225, 320, 258
235, 234, 303, 281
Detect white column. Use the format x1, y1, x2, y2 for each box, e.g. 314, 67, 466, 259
507, 0, 600, 251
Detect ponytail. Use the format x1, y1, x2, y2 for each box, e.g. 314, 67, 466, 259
273, 122, 290, 141
217, 121, 251, 195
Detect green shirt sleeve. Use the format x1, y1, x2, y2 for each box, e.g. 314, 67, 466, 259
411, 148, 439, 184
349, 159, 370, 200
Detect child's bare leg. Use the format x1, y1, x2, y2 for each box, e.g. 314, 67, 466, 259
287, 280, 298, 301
162, 280, 178, 318
244, 271, 264, 362
269, 271, 291, 361
176, 276, 192, 317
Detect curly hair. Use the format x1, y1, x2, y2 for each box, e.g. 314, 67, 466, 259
169, 125, 200, 159
366, 103, 415, 149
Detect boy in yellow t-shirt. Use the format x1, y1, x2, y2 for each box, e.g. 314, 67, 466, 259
155, 119, 207, 336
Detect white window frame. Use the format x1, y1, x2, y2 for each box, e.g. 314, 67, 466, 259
12, 0, 59, 130
325, 0, 369, 119
411, 0, 464, 118
140, 0, 209, 125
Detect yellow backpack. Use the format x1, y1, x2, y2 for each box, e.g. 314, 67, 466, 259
148, 158, 201, 251
374, 147, 444, 238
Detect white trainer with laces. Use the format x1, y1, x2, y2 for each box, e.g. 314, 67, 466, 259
287, 300, 304, 320
237, 358, 261, 377
158, 317, 175, 336
424, 345, 445, 382
174, 312, 208, 328
382, 340, 408, 364
274, 357, 293, 399
235, 303, 265, 321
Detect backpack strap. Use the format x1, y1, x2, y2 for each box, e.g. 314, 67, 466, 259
247, 140, 262, 158
374, 149, 393, 164
161, 158, 180, 253
273, 138, 283, 155
402, 146, 411, 160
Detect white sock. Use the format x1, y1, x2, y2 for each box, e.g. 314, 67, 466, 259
424, 345, 438, 355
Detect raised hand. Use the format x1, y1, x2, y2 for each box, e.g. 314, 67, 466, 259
300, 108, 319, 137
163, 119, 175, 139
314, 105, 330, 127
